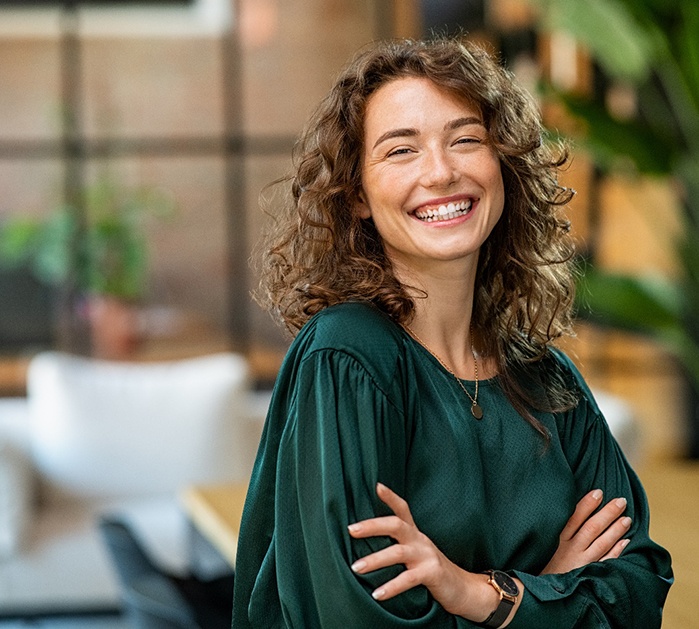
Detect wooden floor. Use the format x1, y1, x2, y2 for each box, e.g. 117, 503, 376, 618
638, 459, 699, 629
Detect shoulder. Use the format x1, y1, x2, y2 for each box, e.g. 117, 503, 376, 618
540, 346, 606, 423
309, 302, 402, 347
516, 346, 592, 414
542, 347, 583, 384
289, 302, 405, 389
544, 347, 595, 400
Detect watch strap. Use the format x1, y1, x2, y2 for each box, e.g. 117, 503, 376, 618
478, 596, 514, 628
477, 570, 518, 628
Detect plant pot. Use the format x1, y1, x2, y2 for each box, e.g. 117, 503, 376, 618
84, 294, 143, 360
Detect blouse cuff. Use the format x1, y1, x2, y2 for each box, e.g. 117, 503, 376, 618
505, 571, 585, 628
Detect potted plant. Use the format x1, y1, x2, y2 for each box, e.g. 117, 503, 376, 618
0, 176, 174, 359
529, 0, 699, 456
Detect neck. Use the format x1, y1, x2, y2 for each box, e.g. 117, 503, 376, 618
394, 258, 479, 379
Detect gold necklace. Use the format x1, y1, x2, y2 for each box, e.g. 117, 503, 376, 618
402, 324, 484, 420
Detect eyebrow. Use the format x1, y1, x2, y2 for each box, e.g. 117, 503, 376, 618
371, 116, 485, 150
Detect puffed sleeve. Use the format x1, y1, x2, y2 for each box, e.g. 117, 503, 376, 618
508, 355, 673, 628
232, 345, 477, 628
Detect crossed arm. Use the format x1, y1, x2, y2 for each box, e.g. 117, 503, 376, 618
348, 483, 632, 626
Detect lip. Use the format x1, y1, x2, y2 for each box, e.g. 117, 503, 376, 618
412, 194, 477, 213
409, 194, 479, 225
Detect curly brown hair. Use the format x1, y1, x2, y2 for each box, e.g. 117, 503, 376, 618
255, 37, 578, 433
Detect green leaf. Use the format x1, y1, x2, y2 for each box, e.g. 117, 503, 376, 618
676, 156, 699, 228
32, 209, 76, 285
534, 0, 655, 81
679, 1, 699, 111
1, 176, 173, 299
0, 218, 41, 265
556, 92, 675, 174
576, 267, 699, 387
576, 269, 683, 332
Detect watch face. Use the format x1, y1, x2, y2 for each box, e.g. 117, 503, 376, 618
493, 571, 519, 597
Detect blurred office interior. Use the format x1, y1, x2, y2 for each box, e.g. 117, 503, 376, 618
0, 0, 696, 627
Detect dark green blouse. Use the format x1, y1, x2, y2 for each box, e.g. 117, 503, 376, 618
232, 303, 672, 628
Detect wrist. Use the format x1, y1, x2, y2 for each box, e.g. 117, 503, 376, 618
475, 570, 522, 628
447, 571, 499, 621
475, 572, 502, 621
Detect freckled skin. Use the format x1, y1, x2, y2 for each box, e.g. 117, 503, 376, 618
356, 77, 505, 276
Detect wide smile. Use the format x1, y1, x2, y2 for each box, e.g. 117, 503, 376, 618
412, 199, 474, 223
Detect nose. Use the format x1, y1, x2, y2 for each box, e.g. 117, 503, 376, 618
420, 148, 458, 188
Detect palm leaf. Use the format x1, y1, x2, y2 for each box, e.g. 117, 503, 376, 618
533, 0, 655, 81
576, 268, 699, 386
555, 93, 675, 174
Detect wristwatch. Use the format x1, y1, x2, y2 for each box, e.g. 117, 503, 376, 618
477, 570, 519, 628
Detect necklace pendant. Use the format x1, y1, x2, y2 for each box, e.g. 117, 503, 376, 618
470, 403, 484, 420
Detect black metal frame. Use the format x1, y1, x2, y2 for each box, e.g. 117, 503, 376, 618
0, 1, 298, 353
0, 1, 194, 5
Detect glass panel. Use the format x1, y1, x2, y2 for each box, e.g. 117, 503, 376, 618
0, 159, 63, 217
81, 37, 225, 140
81, 155, 231, 353
240, 0, 379, 137
0, 40, 62, 141
245, 153, 294, 361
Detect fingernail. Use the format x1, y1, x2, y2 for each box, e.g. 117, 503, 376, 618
621, 539, 630, 549
372, 588, 386, 600
348, 523, 362, 533
591, 489, 603, 500
621, 517, 632, 527
351, 560, 366, 572
376, 482, 386, 492
615, 497, 627, 508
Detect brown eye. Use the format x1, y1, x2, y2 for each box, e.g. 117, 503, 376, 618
455, 137, 481, 145
387, 147, 414, 157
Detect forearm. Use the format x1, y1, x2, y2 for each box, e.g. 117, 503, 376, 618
440, 569, 523, 627
508, 555, 672, 629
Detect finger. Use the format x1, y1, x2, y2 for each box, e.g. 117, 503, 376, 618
573, 497, 627, 548
559, 490, 604, 541
351, 544, 411, 575
601, 538, 631, 562
586, 516, 632, 559
376, 483, 415, 526
348, 515, 408, 540
371, 568, 423, 601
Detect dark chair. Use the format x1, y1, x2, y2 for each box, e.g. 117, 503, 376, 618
99, 516, 234, 629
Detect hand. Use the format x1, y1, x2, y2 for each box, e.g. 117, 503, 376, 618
347, 483, 520, 623
541, 489, 631, 575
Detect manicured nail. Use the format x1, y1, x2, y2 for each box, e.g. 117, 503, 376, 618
372, 588, 386, 600
621, 517, 632, 527
351, 560, 366, 572
621, 539, 630, 549
591, 489, 603, 500
376, 482, 387, 492
615, 497, 627, 508
348, 523, 362, 533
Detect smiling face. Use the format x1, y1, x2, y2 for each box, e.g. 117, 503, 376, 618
357, 77, 505, 279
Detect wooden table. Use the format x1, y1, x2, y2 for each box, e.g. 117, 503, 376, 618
0, 355, 30, 396
180, 482, 249, 567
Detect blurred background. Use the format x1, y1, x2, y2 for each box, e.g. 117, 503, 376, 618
0, 0, 696, 627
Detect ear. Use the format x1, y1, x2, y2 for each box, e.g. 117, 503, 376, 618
355, 190, 372, 219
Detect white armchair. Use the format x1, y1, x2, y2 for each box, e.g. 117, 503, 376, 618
0, 351, 268, 617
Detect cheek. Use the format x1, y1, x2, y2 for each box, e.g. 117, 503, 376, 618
484, 164, 505, 219
493, 176, 505, 219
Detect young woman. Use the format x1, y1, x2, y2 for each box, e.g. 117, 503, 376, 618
231, 37, 672, 628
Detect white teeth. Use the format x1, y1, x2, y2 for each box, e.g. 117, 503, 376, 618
415, 199, 473, 222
